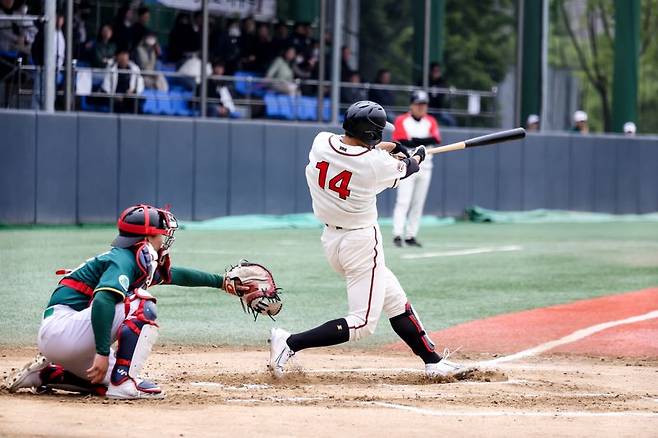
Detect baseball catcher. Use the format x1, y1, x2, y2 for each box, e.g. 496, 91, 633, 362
6, 204, 281, 399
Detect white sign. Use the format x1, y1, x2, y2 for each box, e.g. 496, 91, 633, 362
157, 0, 276, 20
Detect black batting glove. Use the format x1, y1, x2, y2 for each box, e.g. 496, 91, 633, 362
390, 141, 411, 158
413, 145, 426, 164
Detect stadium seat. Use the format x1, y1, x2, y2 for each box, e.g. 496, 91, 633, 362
234, 71, 266, 97
141, 89, 159, 114
276, 94, 296, 120
264, 92, 280, 118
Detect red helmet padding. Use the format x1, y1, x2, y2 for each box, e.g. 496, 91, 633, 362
117, 204, 177, 237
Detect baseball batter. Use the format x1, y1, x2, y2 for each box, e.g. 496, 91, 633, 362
391, 90, 441, 247
269, 100, 464, 378
5, 204, 259, 399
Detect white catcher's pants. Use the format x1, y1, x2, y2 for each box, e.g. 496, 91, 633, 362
37, 298, 142, 385
392, 164, 433, 239
321, 224, 408, 341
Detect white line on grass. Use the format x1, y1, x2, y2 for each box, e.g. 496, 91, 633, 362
401, 245, 522, 260
368, 402, 658, 418
479, 309, 658, 367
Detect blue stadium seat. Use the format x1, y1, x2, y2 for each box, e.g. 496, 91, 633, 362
264, 92, 280, 118
276, 94, 295, 120
141, 89, 159, 114
156, 90, 175, 115
234, 71, 266, 97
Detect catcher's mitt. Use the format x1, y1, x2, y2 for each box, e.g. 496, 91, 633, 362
223, 260, 282, 320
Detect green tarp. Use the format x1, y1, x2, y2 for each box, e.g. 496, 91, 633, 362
466, 206, 658, 224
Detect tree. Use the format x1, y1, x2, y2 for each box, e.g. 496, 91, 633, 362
551, 0, 657, 133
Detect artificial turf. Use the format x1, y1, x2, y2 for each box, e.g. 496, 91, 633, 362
1, 222, 657, 347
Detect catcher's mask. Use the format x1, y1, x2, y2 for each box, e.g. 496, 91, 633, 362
112, 204, 178, 251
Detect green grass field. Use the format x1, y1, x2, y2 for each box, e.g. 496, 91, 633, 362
1, 222, 657, 347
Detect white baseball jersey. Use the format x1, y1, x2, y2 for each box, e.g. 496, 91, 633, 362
305, 132, 407, 229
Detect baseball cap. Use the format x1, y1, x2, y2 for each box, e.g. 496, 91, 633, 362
573, 110, 588, 123
623, 121, 637, 134
527, 114, 539, 125
410, 90, 429, 104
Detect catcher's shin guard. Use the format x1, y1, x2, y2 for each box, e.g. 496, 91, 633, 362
109, 299, 161, 398
389, 303, 440, 364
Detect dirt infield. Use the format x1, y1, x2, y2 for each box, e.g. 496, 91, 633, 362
2, 346, 658, 437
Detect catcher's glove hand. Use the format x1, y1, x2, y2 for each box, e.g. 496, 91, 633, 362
223, 260, 282, 320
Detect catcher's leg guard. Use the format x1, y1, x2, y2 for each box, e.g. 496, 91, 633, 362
107, 299, 162, 399
389, 303, 440, 364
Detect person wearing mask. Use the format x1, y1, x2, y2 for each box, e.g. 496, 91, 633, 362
427, 63, 456, 126
111, 4, 134, 52
134, 33, 168, 92
368, 69, 395, 120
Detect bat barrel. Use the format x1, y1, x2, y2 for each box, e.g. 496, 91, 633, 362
464, 127, 526, 148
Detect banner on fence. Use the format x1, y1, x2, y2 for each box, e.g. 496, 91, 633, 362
157, 0, 276, 20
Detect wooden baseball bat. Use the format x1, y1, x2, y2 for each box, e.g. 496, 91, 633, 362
425, 128, 526, 155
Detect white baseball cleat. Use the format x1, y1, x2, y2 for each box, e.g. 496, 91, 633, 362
106, 378, 165, 400
425, 358, 466, 377
5, 353, 49, 393
268, 328, 294, 378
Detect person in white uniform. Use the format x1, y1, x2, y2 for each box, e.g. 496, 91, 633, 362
391, 90, 442, 247
268, 100, 465, 378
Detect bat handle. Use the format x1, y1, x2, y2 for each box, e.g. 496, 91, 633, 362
426, 141, 466, 155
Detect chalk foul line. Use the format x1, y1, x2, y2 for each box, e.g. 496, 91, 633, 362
479, 309, 658, 367
401, 245, 522, 260
368, 401, 658, 418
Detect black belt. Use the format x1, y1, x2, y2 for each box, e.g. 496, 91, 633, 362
325, 223, 367, 231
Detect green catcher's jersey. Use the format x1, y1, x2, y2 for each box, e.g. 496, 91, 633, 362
48, 248, 140, 311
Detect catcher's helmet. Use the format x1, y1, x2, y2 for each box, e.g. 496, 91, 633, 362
112, 204, 178, 249
342, 100, 389, 147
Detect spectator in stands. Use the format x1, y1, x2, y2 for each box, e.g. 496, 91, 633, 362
135, 33, 168, 92
101, 47, 144, 113
92, 24, 116, 68
340, 45, 354, 81
0, 0, 21, 53
271, 22, 289, 58
207, 60, 235, 118
252, 23, 274, 74
623, 121, 637, 136
368, 69, 395, 120
73, 1, 91, 61
111, 4, 134, 52
132, 5, 154, 50
289, 22, 313, 61
526, 114, 540, 132
210, 19, 240, 74
340, 71, 366, 104
177, 51, 211, 91
572, 110, 589, 134
266, 45, 297, 96
168, 12, 199, 65
427, 62, 456, 126
238, 17, 258, 71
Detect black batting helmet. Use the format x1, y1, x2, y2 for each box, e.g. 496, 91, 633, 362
112, 204, 178, 250
342, 100, 389, 147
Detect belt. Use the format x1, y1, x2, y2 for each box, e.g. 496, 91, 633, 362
325, 224, 367, 231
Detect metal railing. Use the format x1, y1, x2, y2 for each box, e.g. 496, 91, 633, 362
1, 58, 499, 126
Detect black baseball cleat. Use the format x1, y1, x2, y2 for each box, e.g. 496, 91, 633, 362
404, 237, 422, 247
393, 236, 403, 247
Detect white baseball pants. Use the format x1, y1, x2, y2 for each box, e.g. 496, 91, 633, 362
392, 165, 433, 239
321, 224, 408, 341
37, 298, 142, 385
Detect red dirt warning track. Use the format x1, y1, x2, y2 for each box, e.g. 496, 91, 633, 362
390, 288, 658, 357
